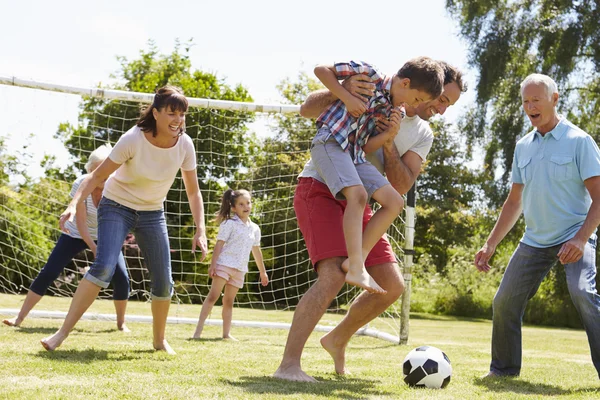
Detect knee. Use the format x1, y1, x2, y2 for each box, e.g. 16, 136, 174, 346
151, 280, 173, 300
386, 278, 405, 301
206, 291, 221, 304
222, 296, 235, 309
345, 186, 368, 207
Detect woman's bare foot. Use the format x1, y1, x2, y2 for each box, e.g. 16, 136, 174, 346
274, 364, 318, 382
191, 327, 203, 340
117, 323, 131, 333
40, 331, 68, 351
222, 335, 238, 341
154, 339, 176, 355
320, 332, 347, 375
3, 317, 22, 327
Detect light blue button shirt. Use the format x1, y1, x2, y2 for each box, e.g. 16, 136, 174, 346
511, 118, 600, 247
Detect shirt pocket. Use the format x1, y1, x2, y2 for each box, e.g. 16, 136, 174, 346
518, 157, 532, 184
549, 154, 574, 181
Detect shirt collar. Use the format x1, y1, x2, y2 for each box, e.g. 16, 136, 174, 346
532, 117, 567, 142
382, 75, 392, 93
231, 214, 250, 226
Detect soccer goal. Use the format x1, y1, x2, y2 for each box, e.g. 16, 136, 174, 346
0, 76, 416, 344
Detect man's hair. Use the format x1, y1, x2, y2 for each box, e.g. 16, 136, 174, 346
438, 61, 468, 93
85, 143, 113, 173
520, 73, 558, 98
397, 56, 444, 99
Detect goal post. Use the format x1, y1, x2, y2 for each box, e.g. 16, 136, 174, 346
0, 76, 416, 344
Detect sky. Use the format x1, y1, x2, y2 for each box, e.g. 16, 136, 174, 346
0, 0, 476, 178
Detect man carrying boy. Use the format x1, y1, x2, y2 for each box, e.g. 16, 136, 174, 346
311, 57, 444, 294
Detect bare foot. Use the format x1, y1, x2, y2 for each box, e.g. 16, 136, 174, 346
191, 327, 203, 340
40, 332, 67, 351
3, 317, 22, 327
154, 339, 176, 355
222, 335, 238, 341
117, 323, 131, 333
320, 332, 347, 375
344, 266, 386, 294
274, 364, 318, 382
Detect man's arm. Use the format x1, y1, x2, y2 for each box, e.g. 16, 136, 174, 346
558, 175, 600, 264
474, 183, 524, 271
299, 75, 376, 119
382, 139, 423, 195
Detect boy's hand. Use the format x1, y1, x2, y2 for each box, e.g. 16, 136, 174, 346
343, 94, 368, 118
259, 271, 269, 286
342, 75, 375, 102
380, 107, 405, 140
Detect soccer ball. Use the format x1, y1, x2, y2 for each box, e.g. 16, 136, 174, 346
402, 346, 452, 389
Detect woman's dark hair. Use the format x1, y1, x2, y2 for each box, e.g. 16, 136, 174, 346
137, 85, 188, 137
216, 189, 251, 224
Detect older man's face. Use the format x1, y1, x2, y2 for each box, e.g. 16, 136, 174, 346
522, 82, 558, 133
409, 81, 462, 121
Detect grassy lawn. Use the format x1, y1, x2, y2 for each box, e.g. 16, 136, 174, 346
0, 293, 598, 399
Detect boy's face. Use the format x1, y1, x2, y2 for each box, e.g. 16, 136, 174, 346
390, 77, 432, 108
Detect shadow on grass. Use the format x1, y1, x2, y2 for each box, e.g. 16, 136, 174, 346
223, 375, 389, 399
186, 337, 223, 342
474, 376, 599, 396
36, 348, 164, 363
12, 326, 58, 335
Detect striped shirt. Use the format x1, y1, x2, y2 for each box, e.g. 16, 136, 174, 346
316, 60, 394, 164
63, 175, 98, 240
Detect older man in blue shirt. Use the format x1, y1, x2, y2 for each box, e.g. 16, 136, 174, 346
475, 73, 600, 378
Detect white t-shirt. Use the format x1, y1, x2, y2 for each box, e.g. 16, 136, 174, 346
64, 175, 98, 240
299, 114, 433, 179
104, 126, 197, 211
215, 215, 261, 273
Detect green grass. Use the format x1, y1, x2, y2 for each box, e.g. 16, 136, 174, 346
0, 293, 598, 399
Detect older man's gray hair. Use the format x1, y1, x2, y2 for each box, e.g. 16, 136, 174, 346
85, 143, 113, 173
520, 73, 558, 98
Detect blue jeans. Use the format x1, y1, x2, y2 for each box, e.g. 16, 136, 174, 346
85, 197, 173, 300
30, 234, 129, 300
491, 238, 600, 377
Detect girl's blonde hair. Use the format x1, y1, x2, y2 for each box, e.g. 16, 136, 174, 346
85, 143, 113, 173
216, 189, 251, 224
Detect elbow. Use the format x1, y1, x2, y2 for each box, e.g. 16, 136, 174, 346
299, 102, 311, 118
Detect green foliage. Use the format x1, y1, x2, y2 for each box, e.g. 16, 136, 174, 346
446, 0, 600, 204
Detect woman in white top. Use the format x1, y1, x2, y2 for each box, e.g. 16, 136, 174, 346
42, 86, 208, 354
3, 145, 130, 331
192, 189, 268, 340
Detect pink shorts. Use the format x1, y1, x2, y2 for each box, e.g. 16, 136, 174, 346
294, 177, 397, 269
214, 264, 246, 288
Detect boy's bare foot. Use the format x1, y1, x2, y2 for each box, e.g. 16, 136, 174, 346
343, 264, 386, 294
154, 339, 176, 355
320, 332, 347, 375
117, 323, 131, 333
274, 364, 318, 382
40, 332, 67, 351
3, 317, 22, 327
222, 335, 238, 341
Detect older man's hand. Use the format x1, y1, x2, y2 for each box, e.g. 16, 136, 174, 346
557, 237, 586, 265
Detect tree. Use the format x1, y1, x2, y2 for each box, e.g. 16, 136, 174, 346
446, 0, 600, 204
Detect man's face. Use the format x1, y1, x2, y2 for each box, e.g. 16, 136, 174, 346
521, 82, 558, 133
408, 82, 462, 121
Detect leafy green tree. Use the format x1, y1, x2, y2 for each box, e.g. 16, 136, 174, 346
446, 0, 600, 204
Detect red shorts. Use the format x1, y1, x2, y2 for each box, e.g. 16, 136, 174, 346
294, 177, 397, 269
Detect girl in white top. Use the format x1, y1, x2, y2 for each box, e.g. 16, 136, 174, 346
3, 145, 130, 331
42, 86, 208, 354
192, 189, 268, 340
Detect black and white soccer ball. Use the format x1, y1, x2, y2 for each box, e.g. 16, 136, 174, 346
402, 345, 452, 389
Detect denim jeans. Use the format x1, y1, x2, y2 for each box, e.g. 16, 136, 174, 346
30, 233, 129, 300
491, 237, 600, 377
85, 197, 173, 300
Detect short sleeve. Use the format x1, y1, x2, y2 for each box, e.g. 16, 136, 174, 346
511, 147, 523, 184
180, 134, 197, 171
108, 127, 137, 165
253, 225, 261, 247
216, 220, 233, 242
408, 129, 434, 161
577, 135, 600, 181
334, 61, 382, 84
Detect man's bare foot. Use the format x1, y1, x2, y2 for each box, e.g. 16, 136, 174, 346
320, 332, 347, 375
40, 332, 67, 351
3, 317, 22, 327
274, 364, 318, 382
222, 335, 238, 341
117, 323, 131, 333
154, 339, 176, 355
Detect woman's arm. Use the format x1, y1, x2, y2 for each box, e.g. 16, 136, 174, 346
75, 201, 97, 256
181, 169, 208, 261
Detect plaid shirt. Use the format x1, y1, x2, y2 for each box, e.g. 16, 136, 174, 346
316, 60, 394, 164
